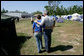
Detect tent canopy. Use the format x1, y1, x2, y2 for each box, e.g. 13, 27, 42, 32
57, 17, 64, 23
71, 13, 81, 20
72, 13, 80, 17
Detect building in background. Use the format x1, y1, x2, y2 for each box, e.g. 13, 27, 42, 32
3, 12, 32, 19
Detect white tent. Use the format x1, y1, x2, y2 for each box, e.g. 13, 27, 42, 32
56, 15, 60, 19
61, 15, 68, 20
71, 13, 81, 21
80, 19, 83, 22
80, 14, 83, 19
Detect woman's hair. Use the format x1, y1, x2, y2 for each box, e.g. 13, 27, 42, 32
37, 15, 41, 19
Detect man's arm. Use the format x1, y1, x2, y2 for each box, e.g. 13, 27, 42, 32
36, 22, 41, 25
34, 18, 45, 26
33, 28, 34, 33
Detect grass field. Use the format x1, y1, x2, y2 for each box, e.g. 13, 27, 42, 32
15, 19, 83, 55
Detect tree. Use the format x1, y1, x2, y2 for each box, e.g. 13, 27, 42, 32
32, 11, 42, 15
48, 1, 60, 10
45, 1, 83, 15
44, 2, 83, 15
22, 11, 27, 13
1, 8, 6, 13
15, 10, 21, 13
5, 10, 8, 13
1, 8, 9, 13
60, 5, 64, 15
45, 1, 61, 15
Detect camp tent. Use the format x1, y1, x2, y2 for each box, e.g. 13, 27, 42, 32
61, 15, 65, 19
79, 14, 83, 22
53, 15, 58, 20
67, 15, 72, 20
57, 17, 64, 23
61, 15, 68, 20
80, 14, 83, 19
56, 15, 60, 19
50, 15, 58, 21
80, 19, 83, 22
70, 13, 81, 21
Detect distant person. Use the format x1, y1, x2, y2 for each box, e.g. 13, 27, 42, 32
32, 15, 43, 53
31, 17, 34, 24
17, 17, 19, 22
34, 11, 54, 53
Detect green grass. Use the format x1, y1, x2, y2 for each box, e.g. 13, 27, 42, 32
15, 18, 83, 55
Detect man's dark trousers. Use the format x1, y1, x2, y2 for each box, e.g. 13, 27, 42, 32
43, 29, 52, 51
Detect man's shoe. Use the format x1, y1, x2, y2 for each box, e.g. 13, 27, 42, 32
42, 47, 45, 49
46, 50, 51, 53
47, 51, 50, 53
38, 50, 42, 53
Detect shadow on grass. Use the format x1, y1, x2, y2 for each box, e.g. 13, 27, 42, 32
15, 35, 32, 55
49, 45, 73, 53
1, 35, 32, 55
1, 18, 32, 55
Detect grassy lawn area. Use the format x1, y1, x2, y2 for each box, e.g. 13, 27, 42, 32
15, 18, 83, 55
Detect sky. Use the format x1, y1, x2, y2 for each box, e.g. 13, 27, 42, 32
1, 1, 83, 13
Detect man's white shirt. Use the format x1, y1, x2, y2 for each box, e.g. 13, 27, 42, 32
41, 15, 54, 27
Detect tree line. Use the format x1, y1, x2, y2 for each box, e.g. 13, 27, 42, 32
1, 8, 8, 13
1, 1, 83, 16
1, 8, 42, 16
32, 11, 42, 15
44, 1, 83, 16
1, 8, 28, 14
